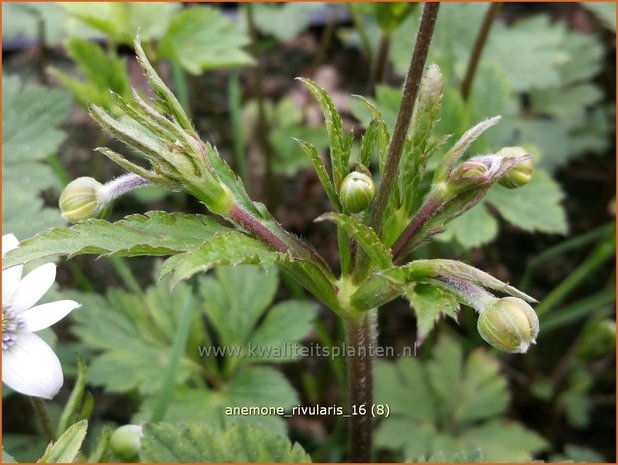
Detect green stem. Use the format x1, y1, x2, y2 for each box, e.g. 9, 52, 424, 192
368, 32, 391, 95
519, 222, 614, 291
348, 4, 374, 63
246, 3, 277, 208
228, 70, 248, 186
345, 310, 377, 462
170, 59, 191, 117
540, 287, 615, 332
313, 7, 339, 68
109, 257, 143, 297
30, 397, 55, 443
368, 2, 440, 235
535, 237, 615, 317
460, 3, 502, 101
150, 289, 194, 422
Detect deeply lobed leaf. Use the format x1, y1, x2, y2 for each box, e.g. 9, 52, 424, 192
2, 211, 230, 268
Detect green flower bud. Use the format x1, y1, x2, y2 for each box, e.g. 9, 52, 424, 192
497, 147, 533, 189
59, 177, 103, 223
110, 424, 143, 462
339, 172, 375, 213
477, 297, 539, 353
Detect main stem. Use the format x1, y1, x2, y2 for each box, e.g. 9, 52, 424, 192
368, 2, 440, 234
345, 310, 377, 462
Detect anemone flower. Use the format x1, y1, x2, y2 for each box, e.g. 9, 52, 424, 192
2, 234, 80, 399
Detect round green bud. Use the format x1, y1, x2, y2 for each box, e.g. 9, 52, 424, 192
110, 424, 143, 462
59, 177, 103, 223
339, 172, 375, 213
497, 147, 533, 189
477, 297, 539, 353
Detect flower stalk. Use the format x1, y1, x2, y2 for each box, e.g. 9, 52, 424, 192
368, 2, 440, 235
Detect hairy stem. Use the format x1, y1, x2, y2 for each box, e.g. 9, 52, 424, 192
369, 2, 440, 234
246, 3, 277, 208
460, 3, 502, 101
30, 397, 55, 443
345, 310, 377, 462
368, 32, 391, 95
392, 195, 443, 263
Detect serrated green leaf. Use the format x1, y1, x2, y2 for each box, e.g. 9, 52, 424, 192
140, 421, 311, 463
162, 232, 286, 286
295, 139, 340, 209
2, 75, 69, 238
487, 169, 568, 235
456, 349, 509, 424
3, 212, 230, 269
405, 283, 459, 341
60, 3, 179, 44
158, 6, 254, 74
135, 366, 298, 436
249, 301, 317, 361
199, 265, 278, 347
71, 284, 201, 395
38, 420, 88, 463
375, 334, 545, 461
2, 75, 71, 164
298, 78, 347, 187
460, 420, 547, 461
49, 38, 130, 111
251, 3, 322, 42
316, 213, 392, 269
436, 202, 498, 248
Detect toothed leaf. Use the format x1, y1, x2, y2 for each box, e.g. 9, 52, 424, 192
3, 212, 230, 268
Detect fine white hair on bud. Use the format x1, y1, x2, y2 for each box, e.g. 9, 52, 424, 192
59, 174, 150, 223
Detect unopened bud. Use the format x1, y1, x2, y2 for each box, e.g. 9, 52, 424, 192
339, 172, 375, 213
59, 177, 104, 223
477, 297, 539, 353
110, 424, 143, 462
497, 147, 533, 189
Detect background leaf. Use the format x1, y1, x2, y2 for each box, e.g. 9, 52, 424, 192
158, 6, 254, 74
375, 334, 546, 461
140, 421, 311, 463
38, 420, 88, 463
2, 75, 70, 238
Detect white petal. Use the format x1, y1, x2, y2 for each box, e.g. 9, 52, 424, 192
21, 300, 81, 332
2, 333, 63, 399
2, 234, 19, 256
2, 264, 23, 304
11, 263, 56, 313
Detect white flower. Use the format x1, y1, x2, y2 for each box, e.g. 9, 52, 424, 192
2, 234, 80, 399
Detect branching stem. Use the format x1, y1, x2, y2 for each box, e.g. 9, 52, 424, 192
345, 310, 377, 462
368, 3, 440, 234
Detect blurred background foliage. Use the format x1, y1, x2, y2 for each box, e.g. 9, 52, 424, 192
2, 2, 615, 462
